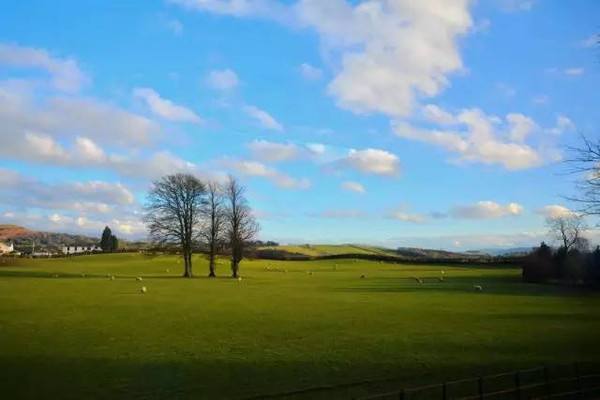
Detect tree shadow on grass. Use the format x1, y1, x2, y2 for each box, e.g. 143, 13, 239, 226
0, 354, 597, 400
334, 276, 599, 298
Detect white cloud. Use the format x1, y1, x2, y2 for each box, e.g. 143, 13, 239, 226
506, 113, 536, 142
422, 104, 456, 125
247, 140, 299, 162
342, 148, 400, 176
0, 43, 88, 92
393, 107, 549, 170
451, 201, 523, 219
537, 205, 576, 220
134, 87, 202, 123
306, 143, 326, 155
169, 0, 292, 22
341, 181, 365, 194
243, 105, 283, 131
0, 168, 135, 213
564, 67, 584, 76
388, 210, 425, 223
299, 63, 323, 80
0, 83, 160, 147
206, 68, 239, 90
297, 0, 473, 117
547, 115, 576, 135
315, 209, 367, 219
225, 159, 310, 189
175, 1, 473, 118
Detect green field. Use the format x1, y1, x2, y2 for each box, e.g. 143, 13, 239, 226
1, 254, 599, 399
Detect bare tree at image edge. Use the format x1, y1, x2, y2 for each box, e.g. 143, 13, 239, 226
144, 174, 207, 278
225, 176, 259, 278
566, 136, 600, 217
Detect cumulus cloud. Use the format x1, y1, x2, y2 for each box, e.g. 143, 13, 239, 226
537, 205, 576, 220
388, 210, 425, 223
243, 105, 283, 131
547, 115, 575, 135
247, 140, 300, 162
0, 42, 88, 92
297, 0, 473, 117
341, 148, 400, 176
173, 1, 474, 117
422, 104, 456, 125
299, 63, 323, 80
0, 168, 135, 214
451, 201, 523, 219
133, 87, 202, 123
340, 181, 365, 194
224, 159, 310, 189
313, 209, 367, 219
169, 0, 292, 22
206, 68, 239, 90
0, 82, 159, 147
393, 107, 551, 170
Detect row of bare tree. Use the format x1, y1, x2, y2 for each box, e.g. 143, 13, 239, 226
144, 174, 259, 278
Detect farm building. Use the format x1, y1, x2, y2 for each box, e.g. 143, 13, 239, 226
0, 241, 15, 254
62, 245, 102, 255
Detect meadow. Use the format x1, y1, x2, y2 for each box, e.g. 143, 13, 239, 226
1, 253, 599, 399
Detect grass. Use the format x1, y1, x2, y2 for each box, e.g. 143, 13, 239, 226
0, 253, 599, 399
258, 244, 393, 257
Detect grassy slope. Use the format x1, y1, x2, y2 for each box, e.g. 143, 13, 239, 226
0, 254, 599, 399
259, 244, 393, 257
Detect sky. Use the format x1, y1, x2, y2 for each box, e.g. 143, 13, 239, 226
0, 0, 598, 250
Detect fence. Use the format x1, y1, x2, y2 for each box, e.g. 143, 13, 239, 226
357, 363, 600, 400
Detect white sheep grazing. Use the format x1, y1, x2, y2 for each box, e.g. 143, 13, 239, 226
414, 277, 422, 284
140, 286, 147, 294
166, 269, 170, 273
136, 277, 143, 282
110, 275, 115, 281
237, 277, 242, 281
474, 285, 483, 291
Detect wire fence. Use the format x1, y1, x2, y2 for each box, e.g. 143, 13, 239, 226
357, 363, 600, 400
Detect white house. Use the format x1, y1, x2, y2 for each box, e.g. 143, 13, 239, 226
62, 245, 102, 255
0, 241, 14, 254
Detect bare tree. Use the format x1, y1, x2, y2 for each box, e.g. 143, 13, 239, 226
567, 136, 600, 216
144, 174, 207, 278
546, 214, 587, 252
200, 181, 225, 278
225, 176, 259, 278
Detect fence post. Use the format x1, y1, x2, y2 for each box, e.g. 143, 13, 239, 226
515, 371, 521, 400
478, 377, 484, 400
442, 382, 447, 400
543, 366, 551, 398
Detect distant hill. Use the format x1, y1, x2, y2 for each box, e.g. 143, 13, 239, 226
0, 225, 99, 252
255, 244, 502, 263
475, 247, 535, 256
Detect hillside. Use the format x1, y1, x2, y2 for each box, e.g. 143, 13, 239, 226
0, 225, 99, 251
255, 244, 492, 262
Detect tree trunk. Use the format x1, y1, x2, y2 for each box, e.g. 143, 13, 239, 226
182, 249, 193, 278
208, 244, 216, 278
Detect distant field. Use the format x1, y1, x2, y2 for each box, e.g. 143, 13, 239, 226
258, 244, 395, 257
1, 254, 599, 399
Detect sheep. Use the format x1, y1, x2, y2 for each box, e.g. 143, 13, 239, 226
414, 277, 423, 284
165, 269, 170, 273
474, 285, 483, 292
110, 275, 115, 281
438, 277, 444, 282
237, 277, 243, 281
136, 277, 143, 282
140, 286, 147, 294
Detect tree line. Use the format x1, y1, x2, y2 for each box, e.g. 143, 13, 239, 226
144, 174, 258, 278
523, 135, 600, 286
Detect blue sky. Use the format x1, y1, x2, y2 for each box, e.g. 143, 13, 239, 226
0, 0, 598, 250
